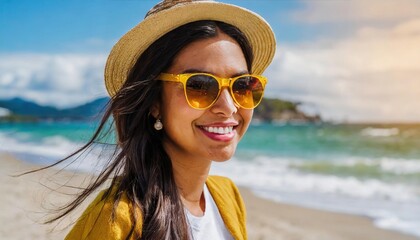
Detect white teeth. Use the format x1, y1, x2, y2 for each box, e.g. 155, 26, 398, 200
203, 126, 234, 134
217, 127, 224, 134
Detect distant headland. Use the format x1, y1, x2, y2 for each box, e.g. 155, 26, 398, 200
0, 97, 321, 123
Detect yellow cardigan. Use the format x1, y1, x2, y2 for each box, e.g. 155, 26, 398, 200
65, 175, 247, 240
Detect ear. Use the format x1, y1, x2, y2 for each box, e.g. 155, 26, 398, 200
150, 101, 160, 119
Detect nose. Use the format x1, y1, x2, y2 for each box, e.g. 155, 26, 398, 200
210, 88, 238, 116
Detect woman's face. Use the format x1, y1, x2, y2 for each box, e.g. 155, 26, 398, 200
155, 31, 253, 163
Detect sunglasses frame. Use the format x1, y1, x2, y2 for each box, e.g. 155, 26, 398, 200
158, 72, 267, 110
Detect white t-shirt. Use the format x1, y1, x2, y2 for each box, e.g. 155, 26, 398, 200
185, 184, 234, 240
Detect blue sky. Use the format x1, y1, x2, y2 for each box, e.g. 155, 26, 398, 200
1, 0, 308, 53
1, 0, 420, 122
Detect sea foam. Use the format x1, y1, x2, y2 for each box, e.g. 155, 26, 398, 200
212, 156, 419, 202
0, 132, 115, 173
360, 127, 400, 137
0, 132, 79, 159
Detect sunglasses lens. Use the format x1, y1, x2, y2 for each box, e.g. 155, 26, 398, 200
232, 76, 264, 109
185, 75, 219, 109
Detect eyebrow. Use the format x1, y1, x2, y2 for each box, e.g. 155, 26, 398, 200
182, 68, 249, 78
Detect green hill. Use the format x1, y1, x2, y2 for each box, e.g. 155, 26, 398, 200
0, 97, 321, 123
254, 98, 321, 123
0, 97, 108, 122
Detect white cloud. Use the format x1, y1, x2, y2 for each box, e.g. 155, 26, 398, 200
292, 0, 420, 24
0, 53, 108, 108
265, 18, 420, 122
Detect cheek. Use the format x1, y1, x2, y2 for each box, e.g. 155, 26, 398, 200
161, 83, 186, 113
238, 109, 253, 135
241, 109, 253, 125
161, 83, 201, 123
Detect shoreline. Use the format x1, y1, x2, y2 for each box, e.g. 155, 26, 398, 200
1, 152, 418, 240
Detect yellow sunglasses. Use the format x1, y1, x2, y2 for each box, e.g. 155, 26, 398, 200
158, 73, 267, 110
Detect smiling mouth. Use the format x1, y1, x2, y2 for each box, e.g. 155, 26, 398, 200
201, 126, 234, 134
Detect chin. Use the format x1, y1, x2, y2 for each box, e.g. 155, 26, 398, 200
207, 144, 237, 162
210, 150, 236, 162
212, 157, 232, 163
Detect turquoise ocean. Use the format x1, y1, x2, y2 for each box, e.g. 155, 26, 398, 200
1, 121, 420, 237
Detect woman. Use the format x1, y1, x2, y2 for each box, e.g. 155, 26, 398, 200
62, 0, 275, 239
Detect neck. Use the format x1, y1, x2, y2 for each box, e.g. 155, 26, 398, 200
170, 154, 212, 216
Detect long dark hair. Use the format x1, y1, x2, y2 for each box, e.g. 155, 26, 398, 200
45, 20, 253, 239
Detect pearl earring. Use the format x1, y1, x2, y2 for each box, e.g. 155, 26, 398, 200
154, 118, 163, 130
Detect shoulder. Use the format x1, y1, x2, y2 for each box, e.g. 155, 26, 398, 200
65, 188, 142, 240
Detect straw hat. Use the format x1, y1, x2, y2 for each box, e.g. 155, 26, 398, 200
105, 0, 276, 96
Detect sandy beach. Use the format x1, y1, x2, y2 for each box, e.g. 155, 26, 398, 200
1, 152, 418, 240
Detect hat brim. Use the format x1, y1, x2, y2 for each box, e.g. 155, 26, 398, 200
105, 1, 276, 96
